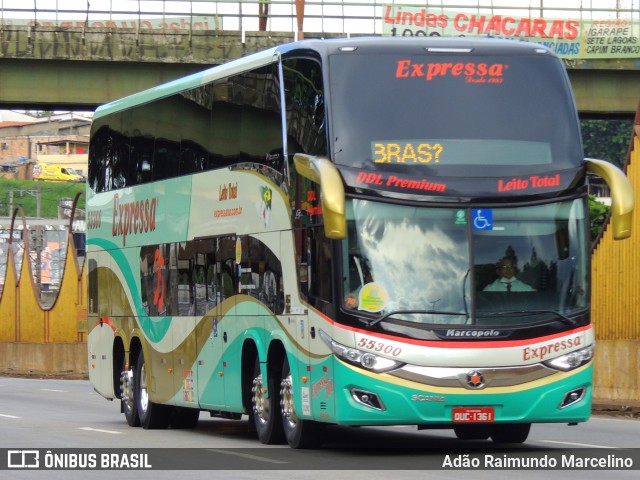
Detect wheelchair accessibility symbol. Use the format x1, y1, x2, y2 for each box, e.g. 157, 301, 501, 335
472, 209, 493, 231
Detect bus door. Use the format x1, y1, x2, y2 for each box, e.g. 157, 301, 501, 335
297, 226, 336, 421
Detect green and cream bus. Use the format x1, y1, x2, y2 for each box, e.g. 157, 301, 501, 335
87, 37, 633, 448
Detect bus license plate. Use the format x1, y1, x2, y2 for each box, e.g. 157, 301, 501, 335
452, 407, 495, 423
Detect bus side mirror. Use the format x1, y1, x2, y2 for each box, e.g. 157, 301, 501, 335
585, 158, 634, 240
293, 153, 347, 240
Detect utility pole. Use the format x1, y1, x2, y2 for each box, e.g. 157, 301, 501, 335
7, 187, 44, 294
7, 187, 41, 217
295, 0, 305, 40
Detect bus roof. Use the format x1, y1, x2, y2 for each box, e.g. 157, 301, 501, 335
93, 45, 280, 120
277, 36, 554, 57
93, 36, 555, 120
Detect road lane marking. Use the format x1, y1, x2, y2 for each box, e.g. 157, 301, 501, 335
40, 389, 67, 393
541, 440, 616, 449
206, 448, 288, 464
79, 427, 122, 435
0, 414, 20, 419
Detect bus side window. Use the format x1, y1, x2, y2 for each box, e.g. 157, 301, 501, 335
151, 244, 169, 316
131, 135, 154, 184
138, 244, 170, 316
305, 226, 333, 311
220, 260, 236, 300
180, 86, 211, 175
108, 111, 130, 190
88, 124, 109, 193
219, 235, 238, 301
282, 57, 327, 157
176, 243, 193, 316
139, 247, 154, 315
154, 138, 180, 181
166, 243, 178, 316
193, 260, 207, 316
88, 258, 99, 314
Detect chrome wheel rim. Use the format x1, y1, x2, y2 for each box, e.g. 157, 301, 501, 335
139, 363, 149, 414
280, 373, 297, 430
252, 373, 269, 426
121, 369, 135, 413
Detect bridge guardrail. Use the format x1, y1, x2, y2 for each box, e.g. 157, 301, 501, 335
1, 1, 640, 61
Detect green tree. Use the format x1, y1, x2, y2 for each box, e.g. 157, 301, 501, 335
580, 119, 633, 169
24, 110, 54, 118
580, 119, 633, 241
0, 179, 85, 218
588, 194, 610, 242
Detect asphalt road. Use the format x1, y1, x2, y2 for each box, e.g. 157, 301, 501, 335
0, 376, 639, 479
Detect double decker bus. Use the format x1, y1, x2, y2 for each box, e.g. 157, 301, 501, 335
87, 37, 633, 448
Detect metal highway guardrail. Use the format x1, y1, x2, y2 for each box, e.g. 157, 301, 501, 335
1, 1, 639, 38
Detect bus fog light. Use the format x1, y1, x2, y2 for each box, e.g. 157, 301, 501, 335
560, 387, 586, 408
351, 389, 385, 411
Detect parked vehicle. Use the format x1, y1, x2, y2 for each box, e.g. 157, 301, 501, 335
33, 164, 84, 182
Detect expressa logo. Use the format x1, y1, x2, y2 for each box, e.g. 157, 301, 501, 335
522, 335, 583, 361
396, 60, 507, 83
112, 193, 158, 247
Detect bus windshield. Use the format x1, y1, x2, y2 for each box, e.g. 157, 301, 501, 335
341, 198, 588, 327
328, 51, 582, 174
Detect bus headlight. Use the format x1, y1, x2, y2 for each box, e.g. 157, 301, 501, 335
543, 345, 594, 372
319, 329, 404, 373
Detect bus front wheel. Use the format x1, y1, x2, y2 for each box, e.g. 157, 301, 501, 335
490, 423, 531, 444
280, 357, 324, 448
251, 358, 285, 444
170, 407, 199, 429
453, 424, 490, 440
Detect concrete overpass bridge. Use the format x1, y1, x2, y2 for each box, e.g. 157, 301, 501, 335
1, 2, 639, 114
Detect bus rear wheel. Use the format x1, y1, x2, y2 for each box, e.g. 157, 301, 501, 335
121, 360, 139, 427
171, 407, 200, 429
251, 358, 285, 444
135, 352, 171, 429
280, 357, 324, 448
490, 423, 531, 444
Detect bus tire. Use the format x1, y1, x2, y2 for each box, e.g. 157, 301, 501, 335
121, 359, 140, 427
171, 407, 199, 429
251, 357, 285, 444
280, 356, 324, 448
490, 423, 531, 444
453, 424, 490, 440
135, 352, 171, 430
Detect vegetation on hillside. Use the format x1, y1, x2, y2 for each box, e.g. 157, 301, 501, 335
0, 179, 85, 218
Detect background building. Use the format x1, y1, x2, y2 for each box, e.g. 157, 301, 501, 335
0, 111, 91, 177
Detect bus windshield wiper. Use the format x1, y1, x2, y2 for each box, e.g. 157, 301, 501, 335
479, 310, 578, 327
367, 310, 468, 328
